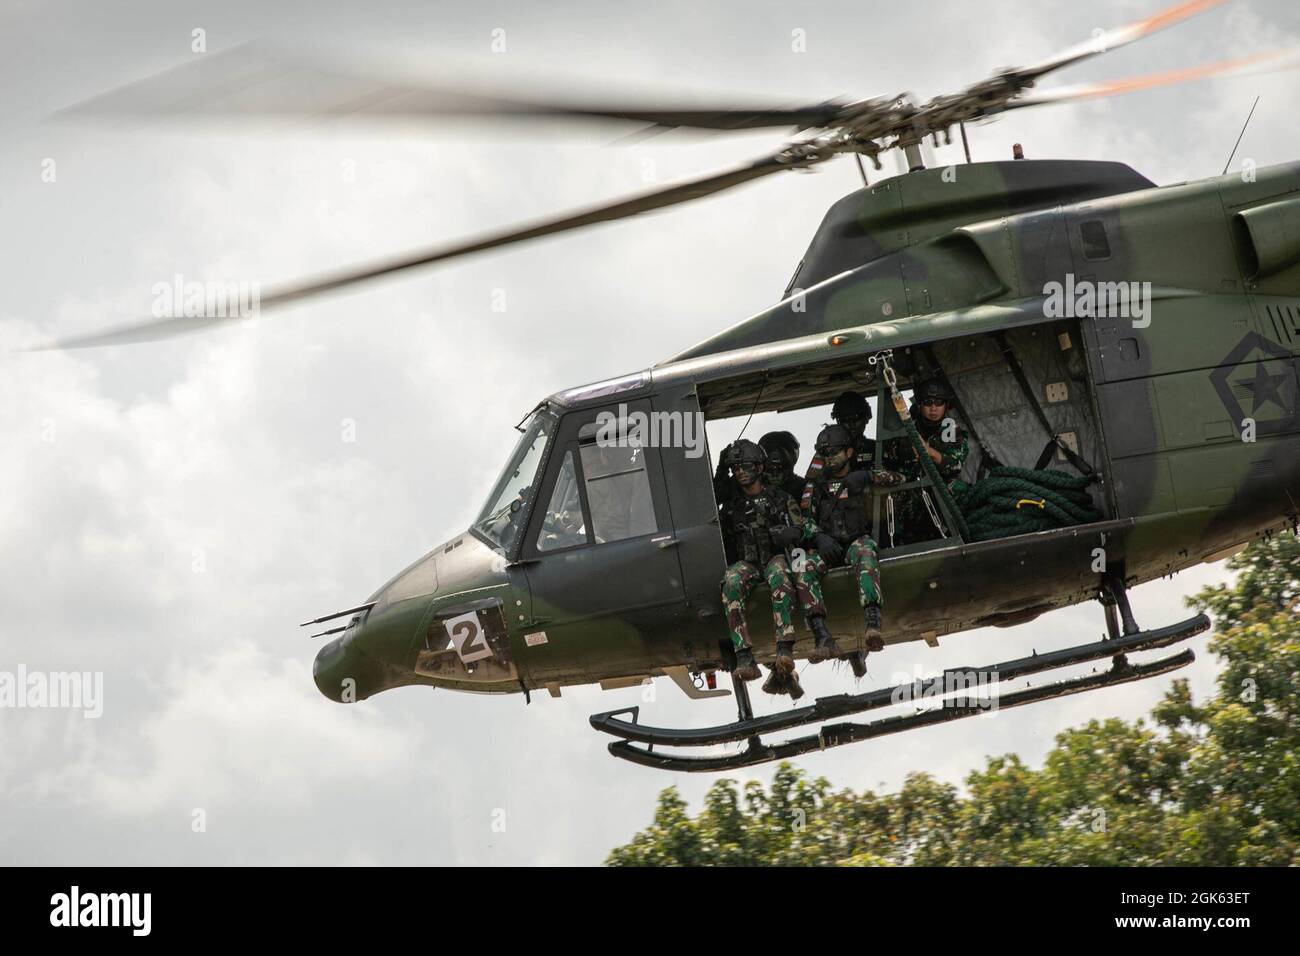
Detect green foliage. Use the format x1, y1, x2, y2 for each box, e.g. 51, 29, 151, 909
606, 532, 1300, 866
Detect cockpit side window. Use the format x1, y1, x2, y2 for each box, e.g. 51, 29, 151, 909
577, 440, 658, 544
521, 401, 667, 557
535, 451, 589, 551
473, 410, 555, 552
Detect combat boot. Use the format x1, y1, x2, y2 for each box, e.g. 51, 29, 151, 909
761, 666, 787, 696
777, 640, 804, 700
807, 616, 842, 663
762, 640, 799, 696
844, 650, 868, 679
733, 646, 761, 682
863, 603, 884, 652
786, 670, 805, 701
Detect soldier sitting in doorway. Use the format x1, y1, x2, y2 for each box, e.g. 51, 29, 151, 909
758, 431, 805, 499
801, 390, 876, 510
717, 440, 838, 699
803, 424, 905, 652
882, 378, 970, 544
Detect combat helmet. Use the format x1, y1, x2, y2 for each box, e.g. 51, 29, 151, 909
723, 439, 767, 484
831, 391, 872, 428
758, 431, 800, 472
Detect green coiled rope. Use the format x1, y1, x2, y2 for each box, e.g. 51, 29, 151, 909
954, 466, 1101, 542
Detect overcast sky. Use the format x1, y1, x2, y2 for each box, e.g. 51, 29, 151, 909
3, 0, 1298, 865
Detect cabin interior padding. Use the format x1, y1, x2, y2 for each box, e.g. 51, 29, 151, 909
929, 320, 1107, 511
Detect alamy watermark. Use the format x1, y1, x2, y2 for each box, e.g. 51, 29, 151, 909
50, 886, 150, 936
0, 666, 102, 718
595, 402, 706, 459
151, 273, 260, 320
889, 664, 999, 712
1043, 274, 1151, 328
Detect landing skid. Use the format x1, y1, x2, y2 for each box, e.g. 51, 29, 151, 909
589, 611, 1209, 772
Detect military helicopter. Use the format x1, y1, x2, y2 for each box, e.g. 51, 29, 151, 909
48, 0, 1300, 770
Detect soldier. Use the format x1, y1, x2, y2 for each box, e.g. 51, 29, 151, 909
758, 431, 805, 499
801, 390, 876, 509
830, 390, 876, 464
718, 440, 838, 698
804, 424, 904, 652
883, 378, 970, 544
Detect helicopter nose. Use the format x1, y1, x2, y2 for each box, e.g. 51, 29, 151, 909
313, 631, 359, 702
311, 606, 427, 703
312, 620, 397, 703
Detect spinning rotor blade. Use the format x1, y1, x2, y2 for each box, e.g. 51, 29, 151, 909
61, 43, 850, 132
910, 0, 1234, 141
33, 150, 804, 350
1007, 0, 1226, 83
1007, 48, 1300, 110
40, 0, 1270, 352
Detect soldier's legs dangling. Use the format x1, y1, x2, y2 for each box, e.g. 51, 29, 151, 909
796, 549, 841, 664
721, 562, 763, 681
761, 555, 798, 644
847, 536, 885, 651
759, 556, 803, 699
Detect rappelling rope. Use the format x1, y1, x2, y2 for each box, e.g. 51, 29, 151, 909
876, 354, 972, 542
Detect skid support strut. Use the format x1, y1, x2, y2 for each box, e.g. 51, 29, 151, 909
590, 612, 1209, 772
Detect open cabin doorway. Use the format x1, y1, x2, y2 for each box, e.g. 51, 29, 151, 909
695, 318, 1116, 643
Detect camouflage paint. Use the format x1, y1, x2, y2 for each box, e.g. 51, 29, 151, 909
314, 158, 1300, 703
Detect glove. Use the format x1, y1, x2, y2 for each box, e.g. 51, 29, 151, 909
872, 468, 906, 487
813, 533, 845, 565
844, 470, 870, 495
773, 525, 803, 548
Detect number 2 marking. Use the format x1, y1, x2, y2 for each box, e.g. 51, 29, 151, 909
445, 611, 495, 664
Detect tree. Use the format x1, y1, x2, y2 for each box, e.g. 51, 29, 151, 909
605, 532, 1300, 866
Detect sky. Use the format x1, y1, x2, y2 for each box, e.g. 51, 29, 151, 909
2, 0, 1298, 866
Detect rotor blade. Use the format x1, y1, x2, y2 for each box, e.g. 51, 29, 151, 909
25, 315, 238, 350
60, 43, 847, 132
1005, 48, 1300, 110
1011, 0, 1226, 82
31, 150, 801, 350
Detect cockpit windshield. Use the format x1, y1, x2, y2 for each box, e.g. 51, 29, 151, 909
473, 407, 557, 552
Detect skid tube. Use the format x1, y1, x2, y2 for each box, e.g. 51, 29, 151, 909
592, 612, 1209, 772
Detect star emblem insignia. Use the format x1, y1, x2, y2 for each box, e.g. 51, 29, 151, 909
1240, 360, 1295, 414
1211, 332, 1300, 437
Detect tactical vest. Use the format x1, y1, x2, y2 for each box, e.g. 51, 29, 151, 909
722, 489, 796, 566
802, 438, 875, 498
811, 476, 870, 544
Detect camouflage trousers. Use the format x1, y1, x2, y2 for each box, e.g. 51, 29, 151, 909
721, 555, 826, 650
804, 536, 883, 607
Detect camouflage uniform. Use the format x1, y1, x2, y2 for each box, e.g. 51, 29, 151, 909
882, 413, 970, 543
800, 436, 876, 511
804, 469, 896, 608
800, 390, 877, 512
719, 485, 823, 650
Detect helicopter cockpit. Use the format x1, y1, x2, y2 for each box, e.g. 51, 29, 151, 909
473, 407, 557, 553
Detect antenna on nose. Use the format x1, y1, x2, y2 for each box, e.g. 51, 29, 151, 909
300, 601, 376, 633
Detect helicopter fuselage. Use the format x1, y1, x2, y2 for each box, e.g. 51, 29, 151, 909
313, 157, 1300, 705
